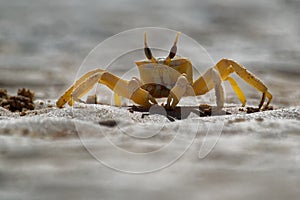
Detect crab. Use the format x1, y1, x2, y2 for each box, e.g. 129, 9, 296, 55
56, 32, 272, 111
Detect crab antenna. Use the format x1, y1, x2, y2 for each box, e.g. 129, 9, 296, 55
144, 32, 156, 62
167, 32, 181, 59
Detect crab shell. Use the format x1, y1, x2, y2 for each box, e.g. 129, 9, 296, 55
135, 58, 193, 98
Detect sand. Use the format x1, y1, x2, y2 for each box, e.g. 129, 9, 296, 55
0, 100, 300, 200
1, 0, 300, 199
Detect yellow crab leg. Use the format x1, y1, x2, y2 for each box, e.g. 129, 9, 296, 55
265, 91, 272, 107
192, 68, 216, 96
192, 68, 224, 109
98, 72, 157, 107
215, 58, 272, 109
225, 77, 246, 106
114, 93, 122, 106
56, 69, 157, 108
56, 69, 105, 108
70, 72, 106, 105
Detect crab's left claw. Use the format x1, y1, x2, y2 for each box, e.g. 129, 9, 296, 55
165, 91, 179, 110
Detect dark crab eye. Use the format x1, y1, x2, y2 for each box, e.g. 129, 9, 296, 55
144, 46, 153, 60
167, 32, 180, 59
144, 32, 155, 60
168, 45, 177, 59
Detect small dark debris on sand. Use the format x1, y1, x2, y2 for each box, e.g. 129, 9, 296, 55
0, 88, 35, 112
129, 104, 231, 121
246, 106, 273, 113
86, 95, 97, 104
99, 120, 118, 127
227, 118, 247, 124
129, 104, 274, 121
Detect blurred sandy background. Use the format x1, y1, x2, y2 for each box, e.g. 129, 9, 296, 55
0, 0, 300, 200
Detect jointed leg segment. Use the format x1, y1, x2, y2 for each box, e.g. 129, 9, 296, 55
225, 77, 246, 106
191, 58, 272, 109
56, 68, 157, 108
192, 68, 225, 109
215, 58, 272, 109
56, 69, 105, 108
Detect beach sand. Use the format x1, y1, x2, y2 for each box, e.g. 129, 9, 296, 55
0, 0, 300, 199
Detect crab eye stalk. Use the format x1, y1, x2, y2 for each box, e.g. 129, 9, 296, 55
144, 32, 157, 63
167, 32, 180, 59
144, 47, 152, 60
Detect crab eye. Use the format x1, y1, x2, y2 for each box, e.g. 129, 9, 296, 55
144, 32, 153, 60
144, 46, 153, 60
167, 32, 180, 59
144, 32, 156, 61
168, 45, 177, 59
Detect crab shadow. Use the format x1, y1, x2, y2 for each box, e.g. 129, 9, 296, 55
128, 104, 231, 122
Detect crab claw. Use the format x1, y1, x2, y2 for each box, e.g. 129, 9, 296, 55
128, 77, 157, 107
164, 91, 179, 110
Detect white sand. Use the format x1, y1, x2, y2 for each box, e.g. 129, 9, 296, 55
0, 101, 299, 200
1, 0, 300, 199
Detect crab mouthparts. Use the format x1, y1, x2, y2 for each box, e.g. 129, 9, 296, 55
157, 57, 167, 64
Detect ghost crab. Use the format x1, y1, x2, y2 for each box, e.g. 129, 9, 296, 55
56, 32, 272, 111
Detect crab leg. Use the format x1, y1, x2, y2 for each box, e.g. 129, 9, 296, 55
192, 68, 225, 109
211, 68, 224, 109
166, 68, 225, 109
56, 69, 105, 108
215, 58, 272, 108
56, 69, 157, 108
225, 77, 246, 106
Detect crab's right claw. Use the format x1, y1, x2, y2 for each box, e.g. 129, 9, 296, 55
130, 88, 157, 108
127, 77, 157, 108
56, 69, 157, 109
